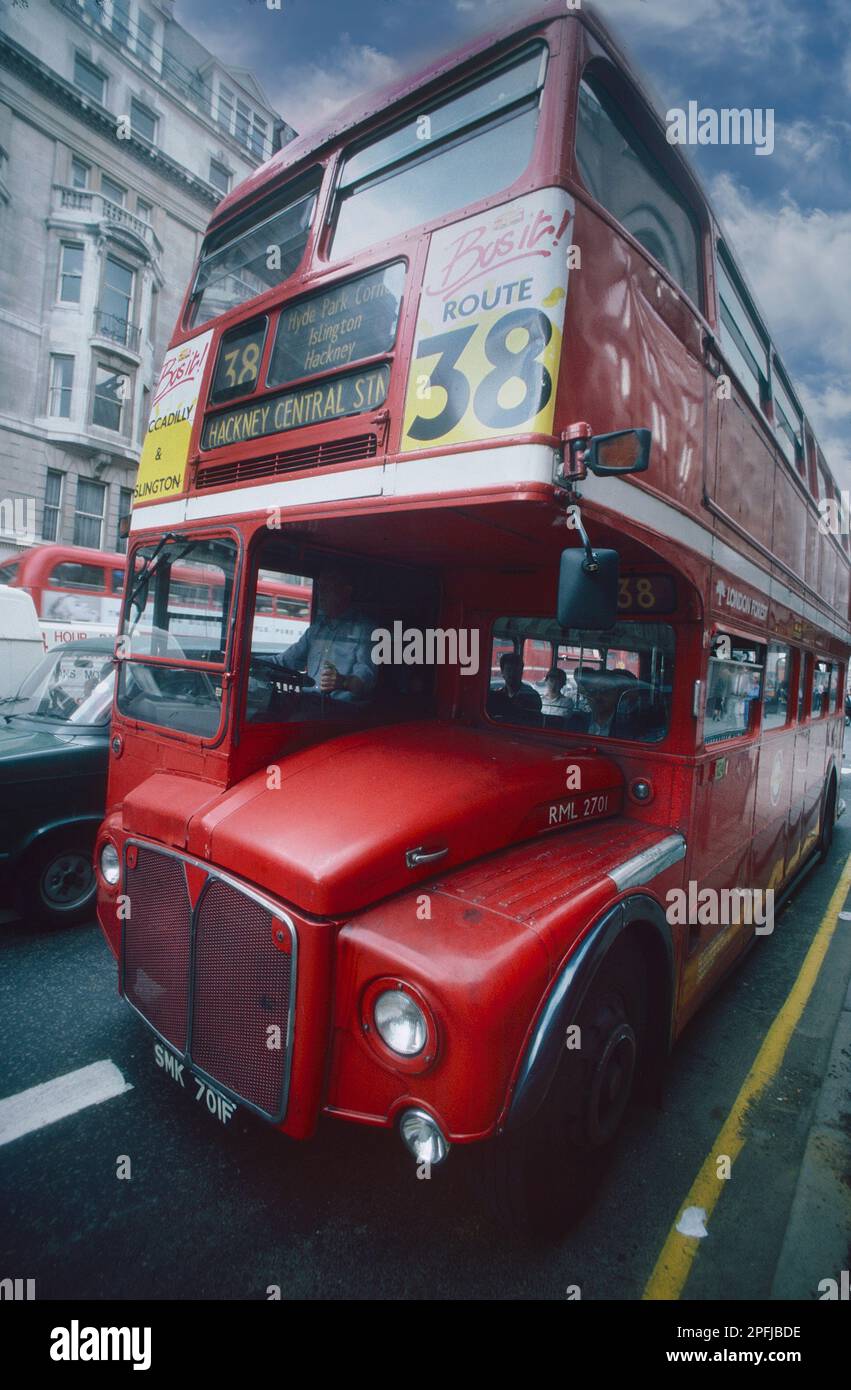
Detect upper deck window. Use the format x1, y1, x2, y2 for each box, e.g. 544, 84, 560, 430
771, 361, 804, 470
715, 250, 770, 410
576, 74, 702, 308
188, 171, 321, 328
331, 44, 547, 261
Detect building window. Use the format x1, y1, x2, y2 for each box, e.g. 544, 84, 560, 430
93, 365, 128, 431
218, 85, 235, 133
249, 115, 268, 159
100, 256, 135, 346
209, 158, 231, 195
48, 355, 74, 418
136, 197, 153, 221
235, 99, 251, 146
112, 0, 131, 46
73, 53, 106, 104
71, 156, 90, 190
116, 486, 133, 553
149, 286, 158, 340
43, 469, 64, 542
59, 242, 84, 303
138, 11, 157, 68
139, 384, 151, 442
73, 478, 107, 549
101, 174, 126, 207
130, 98, 157, 144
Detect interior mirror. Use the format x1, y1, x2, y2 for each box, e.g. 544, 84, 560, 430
557, 547, 619, 630
586, 428, 651, 476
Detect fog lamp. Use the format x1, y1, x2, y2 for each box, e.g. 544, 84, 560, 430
399, 1109, 450, 1166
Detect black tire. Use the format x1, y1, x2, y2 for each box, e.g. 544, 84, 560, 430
818, 779, 837, 864
474, 935, 647, 1240
17, 831, 97, 928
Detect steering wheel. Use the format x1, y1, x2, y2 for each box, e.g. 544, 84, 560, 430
250, 657, 315, 691
44, 683, 78, 719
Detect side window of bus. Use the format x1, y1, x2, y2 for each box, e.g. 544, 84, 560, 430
0, 560, 20, 584
831, 663, 842, 712
49, 562, 107, 590
798, 653, 810, 720
704, 633, 764, 743
111, 568, 125, 594
715, 250, 770, 414
763, 641, 791, 731
811, 659, 831, 717
575, 73, 702, 308
488, 619, 674, 743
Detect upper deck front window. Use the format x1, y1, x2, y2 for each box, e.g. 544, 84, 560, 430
331, 43, 547, 261
188, 171, 321, 328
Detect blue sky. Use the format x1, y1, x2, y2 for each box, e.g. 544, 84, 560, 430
176, 0, 851, 483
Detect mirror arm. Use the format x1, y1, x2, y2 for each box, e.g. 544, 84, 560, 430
572, 510, 601, 574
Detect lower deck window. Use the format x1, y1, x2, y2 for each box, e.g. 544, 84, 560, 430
487, 618, 674, 742
704, 634, 764, 743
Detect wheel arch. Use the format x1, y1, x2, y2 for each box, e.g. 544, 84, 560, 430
503, 892, 675, 1132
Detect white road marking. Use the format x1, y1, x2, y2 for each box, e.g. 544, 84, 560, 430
0, 1061, 133, 1147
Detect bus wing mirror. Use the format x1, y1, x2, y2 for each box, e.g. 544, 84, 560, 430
586, 428, 651, 476
557, 548, 619, 630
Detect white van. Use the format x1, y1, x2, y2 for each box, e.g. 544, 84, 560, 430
0, 586, 44, 698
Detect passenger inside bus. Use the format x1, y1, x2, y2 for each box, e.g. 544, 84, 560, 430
487, 652, 543, 725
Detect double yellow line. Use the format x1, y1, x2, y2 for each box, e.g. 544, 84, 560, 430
643, 850, 851, 1300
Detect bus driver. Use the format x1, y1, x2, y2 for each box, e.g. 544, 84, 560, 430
273, 567, 377, 701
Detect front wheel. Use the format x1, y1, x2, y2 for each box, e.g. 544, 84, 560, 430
473, 936, 647, 1239
17, 832, 97, 928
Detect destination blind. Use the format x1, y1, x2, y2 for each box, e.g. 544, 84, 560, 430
201, 364, 389, 450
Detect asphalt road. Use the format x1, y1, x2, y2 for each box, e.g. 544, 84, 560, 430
2, 761, 851, 1302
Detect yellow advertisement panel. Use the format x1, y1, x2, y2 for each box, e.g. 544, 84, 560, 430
401, 189, 574, 452
134, 329, 214, 505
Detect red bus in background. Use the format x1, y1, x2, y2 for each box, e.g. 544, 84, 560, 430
0, 544, 310, 651
93, 1, 849, 1236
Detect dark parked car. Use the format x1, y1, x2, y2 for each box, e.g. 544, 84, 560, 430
0, 638, 114, 927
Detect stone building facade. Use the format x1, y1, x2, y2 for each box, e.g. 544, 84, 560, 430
0, 0, 293, 558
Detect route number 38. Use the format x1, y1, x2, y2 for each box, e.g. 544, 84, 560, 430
406, 307, 553, 441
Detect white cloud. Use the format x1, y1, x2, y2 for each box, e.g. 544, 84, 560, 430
710, 173, 851, 482
270, 38, 404, 137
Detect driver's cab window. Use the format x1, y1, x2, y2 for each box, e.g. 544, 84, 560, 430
245, 544, 437, 728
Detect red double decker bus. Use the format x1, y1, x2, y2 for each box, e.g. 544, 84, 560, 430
0, 544, 310, 652
95, 2, 849, 1234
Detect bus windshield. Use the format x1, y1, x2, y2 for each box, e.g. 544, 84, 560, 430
116, 536, 237, 738
244, 543, 437, 731
188, 172, 321, 327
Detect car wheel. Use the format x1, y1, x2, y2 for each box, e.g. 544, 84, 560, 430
18, 833, 97, 927
473, 936, 647, 1240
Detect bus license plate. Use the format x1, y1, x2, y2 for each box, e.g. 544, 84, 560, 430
153, 1042, 237, 1125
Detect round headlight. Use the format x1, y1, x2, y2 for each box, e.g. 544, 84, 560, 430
374, 989, 427, 1056
100, 841, 120, 886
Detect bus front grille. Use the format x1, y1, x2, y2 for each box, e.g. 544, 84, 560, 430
195, 432, 377, 488
121, 844, 296, 1122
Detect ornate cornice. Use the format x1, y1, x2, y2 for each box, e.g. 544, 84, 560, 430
0, 32, 221, 208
